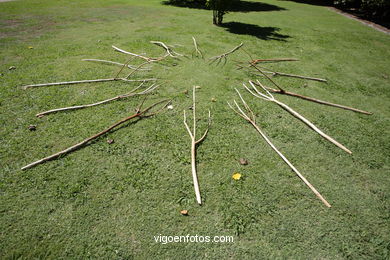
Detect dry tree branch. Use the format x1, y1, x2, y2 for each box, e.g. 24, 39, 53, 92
250, 63, 327, 83
82, 59, 151, 71
244, 81, 352, 154
251, 81, 372, 115
209, 42, 244, 65
251, 58, 299, 64
228, 90, 331, 208
21, 99, 171, 170
21, 78, 156, 90
183, 86, 211, 205
112, 45, 169, 62
36, 82, 159, 117
192, 37, 203, 58
150, 41, 184, 58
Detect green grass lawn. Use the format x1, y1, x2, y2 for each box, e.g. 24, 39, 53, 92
1, 0, 389, 258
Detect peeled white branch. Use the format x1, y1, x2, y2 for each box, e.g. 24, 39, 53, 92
150, 41, 183, 58
183, 86, 211, 205
253, 82, 372, 115
192, 37, 203, 58
82, 59, 151, 70
21, 78, 156, 90
209, 42, 243, 65
112, 45, 168, 62
228, 90, 331, 208
36, 83, 159, 117
244, 81, 352, 154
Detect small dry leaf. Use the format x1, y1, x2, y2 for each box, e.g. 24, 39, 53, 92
28, 125, 36, 131
107, 139, 114, 144
232, 173, 242, 180
183, 90, 189, 95
239, 158, 248, 165
180, 210, 188, 216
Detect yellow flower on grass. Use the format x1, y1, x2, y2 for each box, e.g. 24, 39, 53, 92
232, 173, 242, 180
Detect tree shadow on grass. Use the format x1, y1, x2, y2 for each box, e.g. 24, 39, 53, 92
162, 0, 286, 12
221, 22, 290, 41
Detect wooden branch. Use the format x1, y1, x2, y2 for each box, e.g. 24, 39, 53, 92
245, 81, 352, 154
82, 59, 151, 70
228, 90, 331, 208
36, 83, 159, 117
150, 41, 183, 58
251, 58, 299, 63
192, 37, 203, 58
252, 81, 372, 115
112, 45, 168, 62
22, 99, 170, 170
183, 86, 211, 205
209, 43, 243, 65
250, 62, 327, 83
21, 78, 156, 90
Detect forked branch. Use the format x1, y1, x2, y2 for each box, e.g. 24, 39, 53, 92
82, 59, 151, 71
192, 37, 203, 58
228, 90, 331, 208
21, 99, 171, 170
112, 45, 169, 62
244, 81, 352, 154
183, 86, 211, 205
36, 82, 159, 117
150, 41, 184, 58
209, 43, 243, 65
251, 81, 372, 115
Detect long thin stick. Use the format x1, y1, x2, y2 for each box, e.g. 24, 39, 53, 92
22, 99, 170, 170
21, 78, 156, 90
192, 37, 203, 58
255, 70, 327, 82
112, 45, 168, 62
36, 83, 159, 117
209, 43, 243, 65
255, 83, 372, 115
251, 58, 299, 63
228, 90, 331, 208
245, 81, 352, 154
82, 59, 151, 70
183, 87, 211, 205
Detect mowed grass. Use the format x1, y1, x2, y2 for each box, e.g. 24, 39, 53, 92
0, 0, 389, 258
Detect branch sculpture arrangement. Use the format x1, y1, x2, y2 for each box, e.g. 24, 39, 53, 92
228, 90, 331, 207
183, 87, 211, 205
243, 80, 352, 154
22, 98, 170, 170
19, 37, 373, 208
